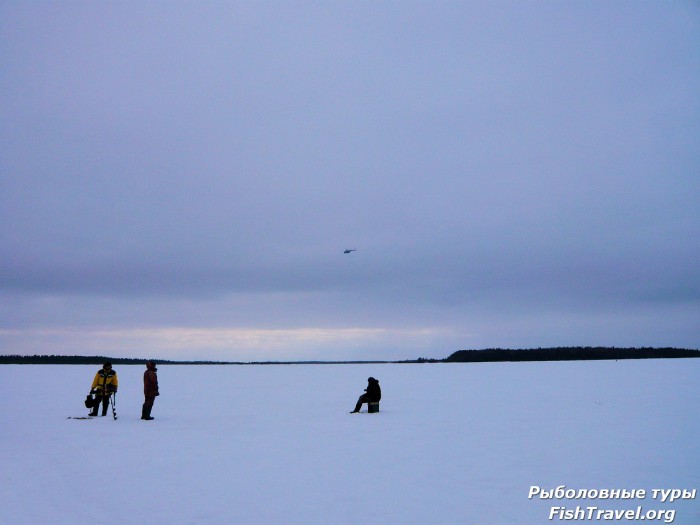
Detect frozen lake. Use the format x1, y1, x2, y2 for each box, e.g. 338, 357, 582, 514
1, 359, 698, 524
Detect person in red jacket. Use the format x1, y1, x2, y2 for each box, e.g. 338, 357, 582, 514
142, 360, 159, 420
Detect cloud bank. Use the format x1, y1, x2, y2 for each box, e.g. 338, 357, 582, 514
1, 2, 698, 359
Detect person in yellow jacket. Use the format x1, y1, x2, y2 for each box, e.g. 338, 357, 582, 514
89, 362, 118, 416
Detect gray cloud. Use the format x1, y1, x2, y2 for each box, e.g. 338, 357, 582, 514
1, 1, 698, 359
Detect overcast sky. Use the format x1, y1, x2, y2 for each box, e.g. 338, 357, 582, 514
1, 1, 698, 361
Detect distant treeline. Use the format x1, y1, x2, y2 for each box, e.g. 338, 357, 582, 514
443, 347, 700, 363
1, 347, 698, 365
0, 354, 391, 365
0, 355, 223, 365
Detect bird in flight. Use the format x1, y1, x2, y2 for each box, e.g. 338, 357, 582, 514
343, 249, 357, 254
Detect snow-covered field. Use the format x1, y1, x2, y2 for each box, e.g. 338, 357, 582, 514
1, 359, 698, 525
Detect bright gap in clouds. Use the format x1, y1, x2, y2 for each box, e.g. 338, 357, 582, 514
0, 326, 456, 362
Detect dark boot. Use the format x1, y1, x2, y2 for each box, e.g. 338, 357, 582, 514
101, 398, 109, 416
141, 404, 154, 420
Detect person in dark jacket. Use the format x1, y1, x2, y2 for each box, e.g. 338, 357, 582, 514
142, 360, 159, 420
89, 362, 118, 416
350, 377, 381, 413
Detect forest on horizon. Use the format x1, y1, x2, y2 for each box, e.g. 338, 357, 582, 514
1, 347, 698, 365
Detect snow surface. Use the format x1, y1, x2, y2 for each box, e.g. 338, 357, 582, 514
1, 360, 698, 525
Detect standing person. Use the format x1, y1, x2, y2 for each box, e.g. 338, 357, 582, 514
89, 362, 118, 416
142, 360, 159, 421
350, 377, 381, 413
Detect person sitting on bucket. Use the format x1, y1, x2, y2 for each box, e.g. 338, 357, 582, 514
89, 362, 118, 416
351, 377, 381, 413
